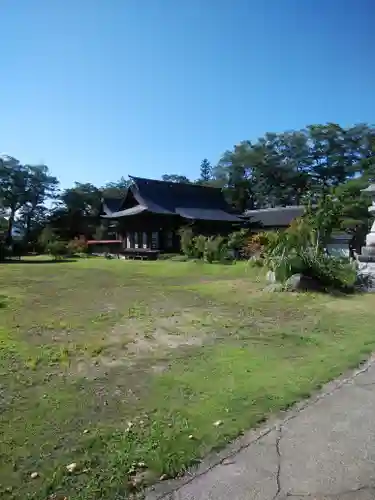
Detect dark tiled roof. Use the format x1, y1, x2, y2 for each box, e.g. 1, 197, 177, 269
244, 206, 305, 227
102, 176, 243, 222
102, 198, 126, 215
101, 205, 147, 218
176, 207, 242, 222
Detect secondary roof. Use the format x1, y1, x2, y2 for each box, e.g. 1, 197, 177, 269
244, 206, 305, 227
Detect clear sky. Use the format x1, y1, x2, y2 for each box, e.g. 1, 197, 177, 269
1, 0, 374, 188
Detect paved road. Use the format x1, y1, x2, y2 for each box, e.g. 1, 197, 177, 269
146, 357, 375, 500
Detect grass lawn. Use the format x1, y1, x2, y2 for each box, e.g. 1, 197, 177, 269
1, 258, 375, 499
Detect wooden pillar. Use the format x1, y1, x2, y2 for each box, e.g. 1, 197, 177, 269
142, 232, 148, 249
128, 232, 135, 249
166, 230, 173, 250
151, 231, 159, 249
173, 230, 180, 252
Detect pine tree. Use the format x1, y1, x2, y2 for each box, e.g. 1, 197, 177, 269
199, 158, 212, 182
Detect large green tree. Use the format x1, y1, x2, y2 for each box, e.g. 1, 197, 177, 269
49, 182, 102, 240
0, 157, 57, 245
212, 123, 375, 211
102, 176, 130, 198
0, 156, 29, 243
334, 177, 372, 253
19, 164, 59, 244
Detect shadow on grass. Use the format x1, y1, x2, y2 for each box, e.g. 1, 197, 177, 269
0, 258, 77, 264
0, 294, 8, 308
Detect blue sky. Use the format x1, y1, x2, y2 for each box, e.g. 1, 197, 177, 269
1, 0, 374, 188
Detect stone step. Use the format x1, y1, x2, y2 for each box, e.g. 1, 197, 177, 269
361, 246, 375, 257
358, 255, 375, 263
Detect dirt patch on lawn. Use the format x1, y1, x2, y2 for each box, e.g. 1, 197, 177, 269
108, 311, 208, 356
69, 310, 209, 379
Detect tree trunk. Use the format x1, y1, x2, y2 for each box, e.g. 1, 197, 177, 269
23, 212, 32, 244
5, 208, 15, 245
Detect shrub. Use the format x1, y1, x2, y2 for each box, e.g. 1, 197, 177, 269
67, 238, 88, 256
228, 229, 248, 251
247, 255, 264, 268
179, 227, 195, 258
262, 219, 356, 292
193, 235, 207, 259
242, 231, 271, 258
46, 240, 68, 260
204, 236, 229, 263
178, 228, 245, 263
300, 250, 356, 291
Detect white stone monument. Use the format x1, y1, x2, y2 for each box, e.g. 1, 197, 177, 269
356, 183, 375, 290
362, 183, 375, 248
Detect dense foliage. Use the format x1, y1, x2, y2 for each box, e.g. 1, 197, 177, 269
46, 239, 68, 260
213, 123, 375, 211
242, 231, 272, 258
66, 237, 89, 256
178, 227, 248, 263
262, 214, 357, 292
178, 227, 196, 258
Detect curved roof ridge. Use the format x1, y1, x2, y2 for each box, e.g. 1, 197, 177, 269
129, 175, 223, 191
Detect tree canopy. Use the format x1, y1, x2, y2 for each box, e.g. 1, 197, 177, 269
161, 174, 191, 184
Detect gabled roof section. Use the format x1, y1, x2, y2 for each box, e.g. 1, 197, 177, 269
130, 176, 242, 221
131, 176, 228, 210
101, 197, 126, 216
101, 205, 147, 218
130, 177, 174, 215
101, 176, 243, 222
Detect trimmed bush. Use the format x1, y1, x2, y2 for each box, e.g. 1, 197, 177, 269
46, 240, 68, 260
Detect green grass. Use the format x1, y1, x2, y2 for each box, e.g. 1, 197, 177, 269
1, 258, 375, 499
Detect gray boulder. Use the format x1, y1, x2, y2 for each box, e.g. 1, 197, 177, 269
285, 273, 323, 292
356, 262, 375, 292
